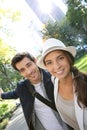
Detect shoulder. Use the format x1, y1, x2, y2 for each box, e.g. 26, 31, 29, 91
17, 79, 30, 88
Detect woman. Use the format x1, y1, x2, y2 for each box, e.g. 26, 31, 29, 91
37, 38, 87, 130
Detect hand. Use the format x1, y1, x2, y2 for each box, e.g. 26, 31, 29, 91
0, 88, 3, 98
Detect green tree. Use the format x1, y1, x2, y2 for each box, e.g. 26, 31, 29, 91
0, 39, 22, 91
41, 19, 79, 46
66, 0, 87, 34
41, 0, 87, 46
0, 0, 22, 91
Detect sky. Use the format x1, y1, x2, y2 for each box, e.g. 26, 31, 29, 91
0, 0, 67, 57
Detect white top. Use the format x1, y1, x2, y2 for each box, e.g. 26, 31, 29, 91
57, 94, 80, 130
53, 77, 87, 130
33, 82, 63, 130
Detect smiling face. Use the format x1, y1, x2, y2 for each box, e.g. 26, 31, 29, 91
44, 50, 72, 80
16, 57, 41, 84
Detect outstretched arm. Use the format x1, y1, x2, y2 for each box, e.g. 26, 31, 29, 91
0, 88, 3, 98
0, 87, 19, 99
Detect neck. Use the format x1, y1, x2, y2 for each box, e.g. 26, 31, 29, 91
59, 72, 73, 87
58, 73, 74, 100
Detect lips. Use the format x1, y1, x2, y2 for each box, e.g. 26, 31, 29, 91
30, 74, 36, 78
56, 69, 64, 75
26, 71, 36, 79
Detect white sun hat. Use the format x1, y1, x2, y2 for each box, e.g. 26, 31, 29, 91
37, 38, 76, 69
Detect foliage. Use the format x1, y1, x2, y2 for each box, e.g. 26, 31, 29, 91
41, 19, 81, 47
0, 0, 22, 91
0, 39, 22, 91
41, 0, 87, 59
66, 0, 87, 34
0, 118, 9, 130
75, 53, 87, 72
0, 100, 17, 130
55, 19, 79, 46
0, 63, 22, 91
0, 39, 16, 61
41, 21, 60, 40
0, 100, 16, 119
66, 0, 87, 45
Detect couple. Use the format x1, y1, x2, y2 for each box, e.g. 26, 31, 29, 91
0, 38, 87, 130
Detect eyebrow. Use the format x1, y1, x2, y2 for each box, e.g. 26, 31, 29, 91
45, 54, 64, 62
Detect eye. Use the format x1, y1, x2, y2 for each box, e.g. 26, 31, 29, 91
59, 56, 64, 60
57, 56, 64, 62
45, 61, 52, 66
19, 68, 25, 73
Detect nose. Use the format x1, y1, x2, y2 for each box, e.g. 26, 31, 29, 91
25, 68, 32, 75
54, 61, 61, 69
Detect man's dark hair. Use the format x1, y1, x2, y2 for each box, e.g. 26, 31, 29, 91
11, 52, 35, 71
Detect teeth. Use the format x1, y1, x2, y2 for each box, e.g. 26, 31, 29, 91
57, 71, 62, 74
56, 70, 63, 74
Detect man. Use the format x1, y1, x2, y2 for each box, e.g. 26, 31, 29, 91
0, 52, 72, 130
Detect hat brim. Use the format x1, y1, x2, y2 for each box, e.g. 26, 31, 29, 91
37, 46, 76, 70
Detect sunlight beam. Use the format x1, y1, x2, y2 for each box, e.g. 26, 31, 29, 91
37, 0, 52, 14
53, 0, 67, 14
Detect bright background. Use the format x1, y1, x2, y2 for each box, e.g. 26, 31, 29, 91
0, 0, 67, 57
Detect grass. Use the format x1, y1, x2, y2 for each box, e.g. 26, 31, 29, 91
75, 54, 87, 72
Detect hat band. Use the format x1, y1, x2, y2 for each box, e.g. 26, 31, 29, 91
43, 46, 65, 55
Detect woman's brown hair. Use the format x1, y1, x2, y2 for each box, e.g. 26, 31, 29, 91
64, 51, 87, 108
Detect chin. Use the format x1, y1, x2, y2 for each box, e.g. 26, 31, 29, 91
56, 74, 65, 79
